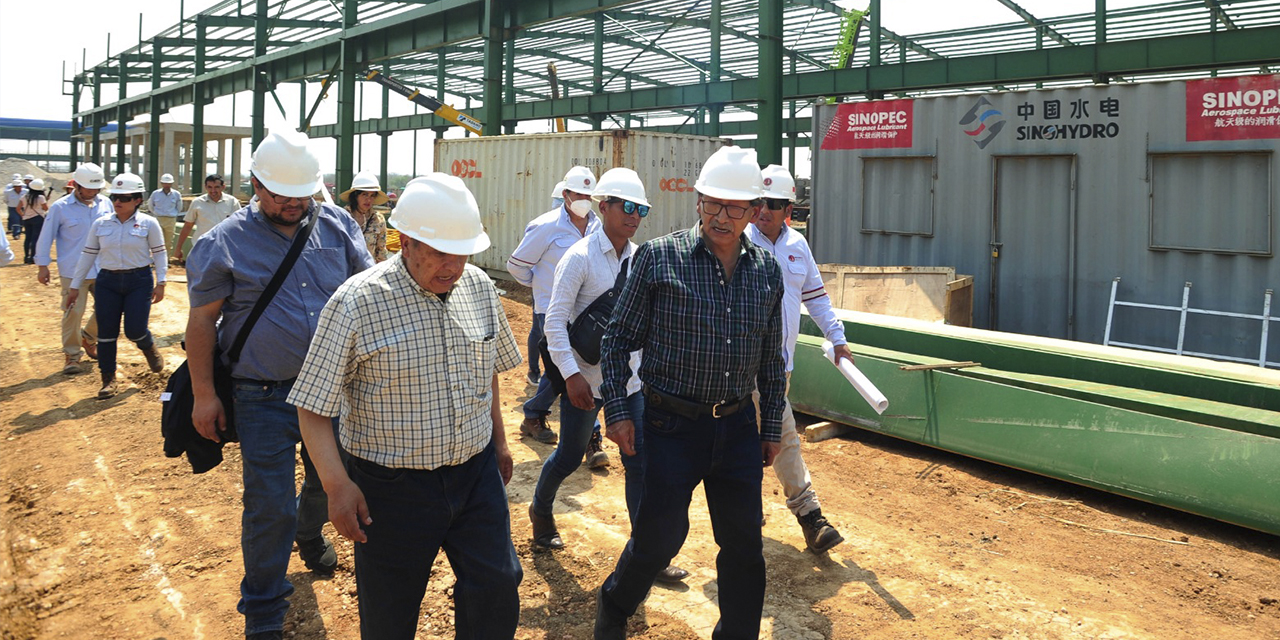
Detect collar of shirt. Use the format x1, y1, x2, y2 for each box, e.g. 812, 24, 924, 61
744, 222, 794, 251
557, 203, 597, 235
590, 225, 634, 263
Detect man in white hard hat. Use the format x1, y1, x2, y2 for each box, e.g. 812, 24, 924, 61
291, 173, 523, 639
748, 164, 850, 553
35, 163, 111, 374
594, 146, 786, 640
173, 173, 239, 264
507, 166, 601, 445
148, 173, 183, 258
185, 131, 374, 640
5, 176, 23, 239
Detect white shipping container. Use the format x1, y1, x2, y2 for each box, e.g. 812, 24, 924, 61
433, 130, 729, 272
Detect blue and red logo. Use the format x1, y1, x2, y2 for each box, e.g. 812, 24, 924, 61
959, 97, 1005, 149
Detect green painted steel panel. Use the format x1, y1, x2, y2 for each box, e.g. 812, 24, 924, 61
788, 336, 1280, 536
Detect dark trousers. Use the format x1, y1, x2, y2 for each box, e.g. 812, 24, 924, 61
93, 268, 154, 376
527, 312, 544, 377
7, 207, 21, 237
350, 443, 522, 639
599, 402, 765, 640
21, 217, 42, 261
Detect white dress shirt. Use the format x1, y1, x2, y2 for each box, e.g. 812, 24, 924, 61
746, 223, 847, 372
35, 193, 114, 280
506, 205, 599, 313
545, 227, 642, 398
71, 212, 167, 289
148, 188, 183, 217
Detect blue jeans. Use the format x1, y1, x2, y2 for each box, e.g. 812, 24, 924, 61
93, 268, 154, 376
600, 400, 765, 640
21, 217, 42, 261
527, 312, 543, 378
349, 443, 522, 639
531, 392, 645, 522
233, 378, 334, 636
7, 207, 20, 237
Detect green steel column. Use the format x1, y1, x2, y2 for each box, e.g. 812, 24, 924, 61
788, 55, 797, 171
436, 52, 447, 142
592, 13, 603, 131
379, 62, 390, 188
92, 72, 101, 165
70, 77, 81, 168
481, 0, 505, 136
504, 37, 516, 134
1094, 0, 1108, 84
710, 0, 722, 137
757, 0, 783, 166
148, 40, 162, 190
117, 56, 127, 174
298, 80, 307, 131
192, 15, 206, 192
336, 0, 359, 197
252, 0, 268, 151
868, 0, 882, 99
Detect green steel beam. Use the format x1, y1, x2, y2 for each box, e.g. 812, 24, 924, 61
380, 62, 390, 186
70, 77, 81, 167
154, 37, 305, 48
593, 12, 604, 130
995, 0, 1074, 47
91, 72, 100, 164
520, 29, 722, 77
148, 38, 162, 191
337, 0, 358, 198
191, 14, 205, 193
605, 10, 826, 71
709, 0, 721, 136
757, 0, 783, 166
253, 0, 269, 151
203, 15, 341, 29
1204, 0, 1239, 30
481, 0, 505, 133
116, 56, 126, 174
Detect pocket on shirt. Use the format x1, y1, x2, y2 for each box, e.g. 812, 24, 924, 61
298, 247, 347, 292
469, 335, 497, 392
95, 226, 114, 237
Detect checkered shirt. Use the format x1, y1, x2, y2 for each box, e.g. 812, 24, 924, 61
599, 223, 788, 442
288, 256, 523, 469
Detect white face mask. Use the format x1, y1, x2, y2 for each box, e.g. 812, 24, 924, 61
568, 199, 592, 218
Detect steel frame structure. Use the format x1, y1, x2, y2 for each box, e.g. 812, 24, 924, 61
68, 0, 1280, 194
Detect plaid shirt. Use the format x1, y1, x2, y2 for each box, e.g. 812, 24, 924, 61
288, 256, 523, 469
600, 223, 788, 442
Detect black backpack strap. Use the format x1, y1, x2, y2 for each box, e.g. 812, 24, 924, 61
613, 256, 630, 288
226, 210, 318, 364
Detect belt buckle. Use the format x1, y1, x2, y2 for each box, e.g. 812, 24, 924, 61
712, 402, 726, 418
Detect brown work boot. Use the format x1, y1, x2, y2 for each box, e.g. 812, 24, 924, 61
654, 564, 689, 584
142, 344, 164, 373
529, 505, 564, 549
519, 415, 557, 444
585, 430, 610, 469
97, 372, 118, 399
81, 335, 98, 360
63, 354, 83, 375
797, 508, 844, 553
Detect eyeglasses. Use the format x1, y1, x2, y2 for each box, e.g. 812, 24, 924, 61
257, 186, 308, 205
607, 198, 649, 218
700, 199, 752, 220
109, 194, 140, 203
764, 198, 790, 211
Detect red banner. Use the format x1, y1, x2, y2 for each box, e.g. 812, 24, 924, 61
820, 100, 914, 150
1186, 74, 1280, 142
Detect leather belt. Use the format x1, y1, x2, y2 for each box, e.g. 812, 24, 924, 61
643, 385, 750, 420
100, 266, 150, 274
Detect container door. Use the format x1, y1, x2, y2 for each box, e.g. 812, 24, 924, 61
991, 156, 1075, 339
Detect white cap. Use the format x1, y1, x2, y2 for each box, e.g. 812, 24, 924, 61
340, 171, 388, 205
760, 165, 796, 201
250, 131, 324, 198
562, 166, 596, 196
109, 173, 147, 195
160, 173, 175, 184
694, 146, 763, 202
28, 178, 45, 191
10, 179, 21, 187
73, 163, 107, 190
550, 180, 567, 200
591, 167, 650, 207
389, 173, 490, 256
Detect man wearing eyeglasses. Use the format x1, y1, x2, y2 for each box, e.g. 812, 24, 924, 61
185, 132, 374, 640
748, 164, 850, 554
594, 147, 786, 640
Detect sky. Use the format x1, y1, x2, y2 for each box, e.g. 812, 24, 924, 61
0, 0, 1155, 180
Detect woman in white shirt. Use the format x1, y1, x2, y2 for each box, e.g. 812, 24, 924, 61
17, 178, 48, 263
66, 173, 168, 398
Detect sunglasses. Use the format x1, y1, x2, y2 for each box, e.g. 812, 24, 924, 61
109, 194, 141, 203
764, 198, 790, 211
607, 198, 649, 218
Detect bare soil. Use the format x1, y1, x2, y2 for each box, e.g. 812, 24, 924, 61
3, 260, 1280, 639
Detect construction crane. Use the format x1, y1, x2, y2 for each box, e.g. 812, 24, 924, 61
547, 63, 567, 133
364, 69, 485, 136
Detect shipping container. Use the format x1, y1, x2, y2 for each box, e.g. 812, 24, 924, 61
434, 130, 729, 273
810, 73, 1280, 366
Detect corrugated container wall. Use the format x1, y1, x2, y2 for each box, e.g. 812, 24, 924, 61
435, 130, 728, 272
811, 74, 1280, 366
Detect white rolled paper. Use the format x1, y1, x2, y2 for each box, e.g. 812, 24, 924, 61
822, 341, 889, 415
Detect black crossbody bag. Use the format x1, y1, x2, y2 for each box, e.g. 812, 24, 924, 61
536, 257, 630, 392
161, 213, 317, 472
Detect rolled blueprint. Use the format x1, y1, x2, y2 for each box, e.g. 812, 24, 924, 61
822, 341, 889, 415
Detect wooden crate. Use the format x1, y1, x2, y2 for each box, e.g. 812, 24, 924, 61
817, 264, 974, 327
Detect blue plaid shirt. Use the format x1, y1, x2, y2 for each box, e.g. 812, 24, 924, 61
600, 223, 787, 441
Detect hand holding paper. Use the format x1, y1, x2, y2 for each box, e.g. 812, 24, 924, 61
822, 341, 889, 415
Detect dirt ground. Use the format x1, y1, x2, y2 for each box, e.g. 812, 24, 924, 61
3, 258, 1280, 640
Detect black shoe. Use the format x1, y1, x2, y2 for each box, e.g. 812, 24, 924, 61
296, 535, 337, 574
797, 508, 844, 553
246, 631, 283, 640
654, 564, 688, 584
594, 586, 627, 640
527, 371, 540, 385
529, 505, 564, 549
585, 430, 610, 469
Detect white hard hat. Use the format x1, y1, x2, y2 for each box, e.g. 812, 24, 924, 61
339, 171, 388, 205
694, 146, 763, 202
10, 179, 21, 186
10, 173, 19, 181
160, 173, 174, 184
28, 178, 45, 191
592, 167, 650, 207
390, 173, 490, 256
250, 131, 323, 198
109, 173, 146, 195
73, 163, 106, 190
23, 174, 34, 181
760, 165, 796, 201
562, 166, 596, 196
550, 180, 567, 199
